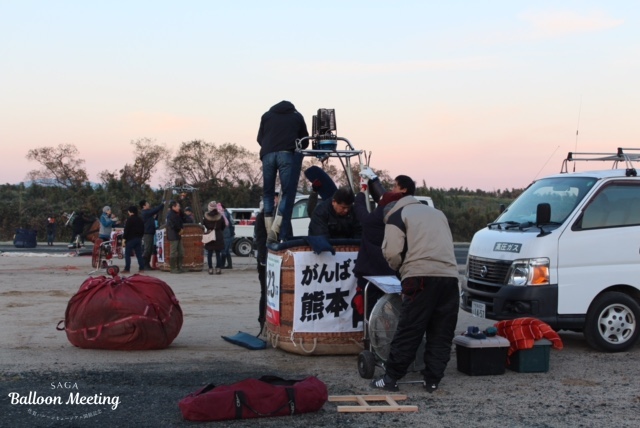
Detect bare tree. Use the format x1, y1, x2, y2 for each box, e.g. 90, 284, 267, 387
26, 144, 88, 189
98, 138, 169, 190
166, 140, 260, 186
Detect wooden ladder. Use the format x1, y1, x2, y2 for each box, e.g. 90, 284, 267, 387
328, 394, 418, 413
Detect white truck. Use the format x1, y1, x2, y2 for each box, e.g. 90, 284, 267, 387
460, 148, 640, 352
226, 208, 260, 257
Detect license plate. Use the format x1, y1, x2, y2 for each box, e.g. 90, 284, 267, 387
471, 301, 486, 318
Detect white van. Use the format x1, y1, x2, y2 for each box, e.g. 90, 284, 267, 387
460, 148, 640, 352
290, 194, 435, 237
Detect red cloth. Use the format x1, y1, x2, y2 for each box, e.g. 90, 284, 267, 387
494, 317, 563, 356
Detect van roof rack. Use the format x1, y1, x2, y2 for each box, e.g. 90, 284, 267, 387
560, 147, 640, 176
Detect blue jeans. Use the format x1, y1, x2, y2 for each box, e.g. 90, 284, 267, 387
262, 150, 303, 240
124, 237, 145, 271
262, 151, 295, 216
222, 236, 233, 257
207, 249, 223, 269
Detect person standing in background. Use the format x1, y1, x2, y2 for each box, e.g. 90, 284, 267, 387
257, 100, 309, 243
166, 200, 185, 274
98, 206, 118, 241
46, 215, 56, 246
122, 205, 145, 274
220, 202, 234, 269
202, 201, 226, 275
183, 206, 195, 223
69, 210, 92, 247
140, 199, 164, 270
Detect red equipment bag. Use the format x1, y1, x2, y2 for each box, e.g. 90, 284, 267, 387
178, 375, 328, 422
58, 267, 183, 350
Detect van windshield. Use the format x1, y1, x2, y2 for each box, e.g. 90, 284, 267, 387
496, 176, 597, 226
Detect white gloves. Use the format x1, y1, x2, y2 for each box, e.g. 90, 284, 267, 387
359, 166, 378, 181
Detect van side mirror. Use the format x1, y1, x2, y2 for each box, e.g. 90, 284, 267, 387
536, 203, 551, 225
499, 204, 505, 214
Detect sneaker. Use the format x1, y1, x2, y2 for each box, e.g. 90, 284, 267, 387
424, 382, 438, 393
122, 270, 130, 274
370, 375, 399, 392
208, 268, 213, 275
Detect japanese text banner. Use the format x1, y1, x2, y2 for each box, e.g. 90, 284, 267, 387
293, 251, 360, 333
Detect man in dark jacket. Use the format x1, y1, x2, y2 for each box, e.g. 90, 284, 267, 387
122, 205, 145, 273
69, 211, 93, 248
166, 200, 185, 273
253, 203, 268, 332
140, 199, 164, 270
370, 175, 459, 394
46, 215, 56, 246
257, 100, 308, 243
308, 187, 361, 239
351, 191, 403, 327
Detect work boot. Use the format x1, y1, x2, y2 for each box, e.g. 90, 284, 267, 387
170, 258, 180, 274
144, 254, 154, 270
268, 214, 283, 243
177, 256, 186, 273
265, 215, 275, 243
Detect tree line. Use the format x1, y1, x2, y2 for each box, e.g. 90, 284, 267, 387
2, 140, 522, 243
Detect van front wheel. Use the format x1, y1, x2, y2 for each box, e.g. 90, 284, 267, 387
584, 292, 640, 352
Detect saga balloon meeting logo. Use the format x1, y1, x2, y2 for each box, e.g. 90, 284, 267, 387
7, 380, 121, 422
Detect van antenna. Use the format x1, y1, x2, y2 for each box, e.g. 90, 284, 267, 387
533, 145, 559, 181
573, 95, 582, 172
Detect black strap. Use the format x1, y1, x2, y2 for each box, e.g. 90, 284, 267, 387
234, 391, 245, 419
285, 387, 296, 415
233, 387, 296, 418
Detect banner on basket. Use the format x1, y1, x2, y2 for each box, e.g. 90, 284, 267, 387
266, 252, 283, 326
156, 229, 165, 263
293, 251, 360, 333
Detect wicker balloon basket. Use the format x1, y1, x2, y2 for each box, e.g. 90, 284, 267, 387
157, 224, 204, 272
266, 243, 364, 356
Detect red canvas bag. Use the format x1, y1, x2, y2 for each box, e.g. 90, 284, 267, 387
58, 269, 183, 350
178, 376, 328, 422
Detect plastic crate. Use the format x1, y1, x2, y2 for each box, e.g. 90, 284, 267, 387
453, 335, 510, 376
507, 339, 551, 373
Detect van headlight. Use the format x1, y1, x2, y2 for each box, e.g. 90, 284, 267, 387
506, 258, 549, 286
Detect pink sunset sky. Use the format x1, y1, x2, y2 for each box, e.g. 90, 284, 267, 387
1, 1, 638, 191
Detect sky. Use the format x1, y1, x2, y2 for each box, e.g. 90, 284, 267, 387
1, 1, 639, 191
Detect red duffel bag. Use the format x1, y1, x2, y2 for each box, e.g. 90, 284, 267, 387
178, 376, 328, 422
58, 267, 183, 350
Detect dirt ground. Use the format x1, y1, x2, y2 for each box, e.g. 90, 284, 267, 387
1, 250, 639, 427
